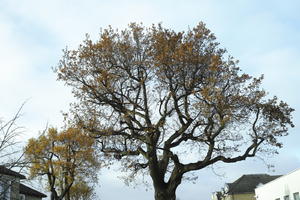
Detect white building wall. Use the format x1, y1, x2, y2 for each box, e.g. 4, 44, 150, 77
255, 168, 300, 200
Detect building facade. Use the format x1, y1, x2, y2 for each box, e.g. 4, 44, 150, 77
0, 166, 46, 200
212, 174, 280, 200
255, 168, 300, 200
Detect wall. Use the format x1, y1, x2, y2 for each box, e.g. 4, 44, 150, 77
255, 168, 300, 200
211, 192, 255, 200
25, 195, 42, 200
0, 174, 20, 200
11, 178, 20, 200
225, 193, 256, 200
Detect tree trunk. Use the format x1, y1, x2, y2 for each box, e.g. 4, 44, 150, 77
50, 190, 58, 200
153, 171, 184, 200
154, 187, 176, 200
147, 146, 181, 200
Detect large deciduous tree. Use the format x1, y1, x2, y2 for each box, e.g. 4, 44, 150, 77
55, 23, 294, 200
24, 127, 100, 200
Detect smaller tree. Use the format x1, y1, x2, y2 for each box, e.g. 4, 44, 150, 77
0, 106, 24, 167
24, 127, 100, 200
0, 106, 26, 199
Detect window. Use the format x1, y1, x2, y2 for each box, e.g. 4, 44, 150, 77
294, 192, 300, 200
20, 194, 26, 200
284, 195, 290, 200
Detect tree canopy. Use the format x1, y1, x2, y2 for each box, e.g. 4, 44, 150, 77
24, 127, 100, 200
55, 22, 294, 200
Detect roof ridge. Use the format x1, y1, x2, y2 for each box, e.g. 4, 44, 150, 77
20, 183, 47, 198
0, 166, 26, 179
227, 174, 281, 194
242, 173, 270, 176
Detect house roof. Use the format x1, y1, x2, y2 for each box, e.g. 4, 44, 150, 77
20, 184, 47, 198
0, 165, 26, 179
226, 174, 281, 194
256, 168, 300, 189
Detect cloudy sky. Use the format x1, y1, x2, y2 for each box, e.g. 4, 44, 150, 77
0, 0, 299, 199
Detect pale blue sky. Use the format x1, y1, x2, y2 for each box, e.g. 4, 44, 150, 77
0, 1, 299, 199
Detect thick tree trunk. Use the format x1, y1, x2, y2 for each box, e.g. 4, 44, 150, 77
147, 144, 182, 200
152, 177, 180, 200
154, 187, 176, 200
149, 163, 183, 200
152, 171, 184, 200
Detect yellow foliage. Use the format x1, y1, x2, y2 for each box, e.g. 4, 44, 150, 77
24, 127, 100, 197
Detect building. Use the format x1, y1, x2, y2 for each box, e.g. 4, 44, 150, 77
0, 165, 47, 200
255, 168, 300, 200
212, 174, 281, 200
